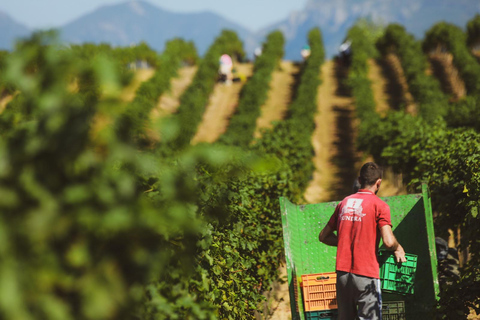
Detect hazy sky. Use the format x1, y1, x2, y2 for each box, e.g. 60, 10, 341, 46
0, 0, 307, 31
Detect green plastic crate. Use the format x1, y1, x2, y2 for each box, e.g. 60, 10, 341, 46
304, 310, 338, 320
383, 301, 406, 320
379, 251, 417, 295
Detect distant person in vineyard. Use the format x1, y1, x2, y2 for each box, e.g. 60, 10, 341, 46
319, 162, 406, 320
254, 47, 262, 60
219, 53, 233, 85
339, 40, 352, 66
301, 44, 311, 60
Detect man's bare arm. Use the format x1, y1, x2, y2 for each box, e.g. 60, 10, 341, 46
319, 224, 338, 247
380, 225, 406, 262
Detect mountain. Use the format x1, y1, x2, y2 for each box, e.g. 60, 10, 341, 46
0, 11, 30, 50
60, 0, 257, 56
2, 0, 480, 60
258, 0, 480, 60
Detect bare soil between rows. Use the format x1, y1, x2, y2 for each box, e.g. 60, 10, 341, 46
192, 63, 253, 144
254, 61, 300, 139
428, 52, 466, 100
152, 65, 197, 119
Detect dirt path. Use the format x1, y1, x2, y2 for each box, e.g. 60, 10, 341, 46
191, 63, 253, 144
367, 59, 390, 117
263, 264, 290, 320
0, 93, 16, 113
429, 52, 466, 100
90, 69, 155, 141
151, 65, 197, 119
304, 60, 357, 204
382, 54, 417, 115
120, 69, 155, 102
472, 49, 480, 63
363, 57, 407, 196
254, 61, 300, 138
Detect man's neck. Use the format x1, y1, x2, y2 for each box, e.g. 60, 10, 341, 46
363, 185, 378, 194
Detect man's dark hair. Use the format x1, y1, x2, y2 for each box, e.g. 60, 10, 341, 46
358, 162, 383, 188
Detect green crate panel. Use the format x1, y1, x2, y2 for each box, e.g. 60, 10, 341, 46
380, 252, 417, 295
304, 310, 338, 320
280, 185, 440, 320
296, 203, 338, 274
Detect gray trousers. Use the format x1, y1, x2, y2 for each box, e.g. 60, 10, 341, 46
336, 271, 382, 320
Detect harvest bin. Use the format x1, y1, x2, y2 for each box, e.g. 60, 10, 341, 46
280, 184, 440, 320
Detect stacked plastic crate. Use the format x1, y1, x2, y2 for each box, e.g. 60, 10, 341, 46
300, 252, 417, 319
383, 301, 406, 320
380, 251, 418, 319
301, 272, 338, 320
379, 251, 418, 295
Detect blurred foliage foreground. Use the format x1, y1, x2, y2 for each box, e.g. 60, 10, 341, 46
0, 32, 285, 319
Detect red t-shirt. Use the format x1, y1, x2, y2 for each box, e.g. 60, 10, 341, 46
327, 189, 392, 279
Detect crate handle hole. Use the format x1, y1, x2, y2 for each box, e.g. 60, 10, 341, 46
320, 313, 334, 318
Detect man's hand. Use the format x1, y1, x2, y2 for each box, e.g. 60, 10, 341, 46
394, 244, 407, 263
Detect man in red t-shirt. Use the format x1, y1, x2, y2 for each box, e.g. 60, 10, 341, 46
319, 162, 406, 320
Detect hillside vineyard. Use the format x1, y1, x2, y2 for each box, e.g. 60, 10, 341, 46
0, 16, 479, 319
